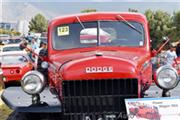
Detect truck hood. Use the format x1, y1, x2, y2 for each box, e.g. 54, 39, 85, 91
50, 50, 149, 80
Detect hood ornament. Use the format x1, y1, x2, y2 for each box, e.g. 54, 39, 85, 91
95, 51, 103, 56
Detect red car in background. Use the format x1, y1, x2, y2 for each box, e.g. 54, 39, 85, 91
0, 51, 33, 86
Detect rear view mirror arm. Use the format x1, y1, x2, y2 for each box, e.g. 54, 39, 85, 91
156, 37, 170, 54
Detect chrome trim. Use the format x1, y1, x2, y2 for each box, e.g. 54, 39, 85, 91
156, 65, 179, 89
21, 70, 46, 95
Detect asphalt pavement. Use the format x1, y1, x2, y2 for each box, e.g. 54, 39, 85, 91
145, 83, 180, 97
0, 83, 180, 105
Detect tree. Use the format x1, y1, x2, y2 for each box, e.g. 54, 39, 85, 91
0, 29, 21, 36
172, 11, 180, 41
29, 14, 48, 33
81, 9, 97, 13
145, 10, 174, 49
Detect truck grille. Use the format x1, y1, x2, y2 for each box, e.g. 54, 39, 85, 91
62, 79, 138, 120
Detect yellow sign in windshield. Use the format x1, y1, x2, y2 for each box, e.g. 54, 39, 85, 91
57, 26, 69, 36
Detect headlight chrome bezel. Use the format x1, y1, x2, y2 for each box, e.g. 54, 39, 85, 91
156, 65, 179, 90
21, 71, 46, 95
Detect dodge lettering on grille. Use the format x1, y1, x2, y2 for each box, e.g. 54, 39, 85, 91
85, 66, 113, 73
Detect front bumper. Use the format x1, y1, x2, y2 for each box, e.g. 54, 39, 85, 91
1, 87, 62, 113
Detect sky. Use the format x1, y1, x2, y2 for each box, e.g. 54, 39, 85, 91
2, 0, 180, 2
1, 0, 180, 22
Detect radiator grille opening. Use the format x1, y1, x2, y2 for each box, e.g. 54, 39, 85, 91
62, 79, 138, 120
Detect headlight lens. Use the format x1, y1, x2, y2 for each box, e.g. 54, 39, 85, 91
21, 71, 45, 95
156, 65, 179, 90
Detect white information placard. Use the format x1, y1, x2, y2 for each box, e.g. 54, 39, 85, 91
125, 97, 180, 120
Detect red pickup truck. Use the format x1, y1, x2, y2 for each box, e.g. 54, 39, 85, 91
1, 12, 179, 120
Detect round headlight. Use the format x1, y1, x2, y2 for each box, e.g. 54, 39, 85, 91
156, 65, 179, 90
21, 71, 45, 95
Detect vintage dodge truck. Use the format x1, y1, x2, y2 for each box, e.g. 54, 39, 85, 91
1, 12, 179, 120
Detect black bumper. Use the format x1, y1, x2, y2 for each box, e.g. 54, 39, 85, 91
1, 87, 62, 113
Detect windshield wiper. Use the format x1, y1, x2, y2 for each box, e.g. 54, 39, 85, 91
76, 16, 85, 29
116, 15, 142, 34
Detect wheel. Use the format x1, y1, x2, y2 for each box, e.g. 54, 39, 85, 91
7, 111, 63, 120
0, 79, 5, 91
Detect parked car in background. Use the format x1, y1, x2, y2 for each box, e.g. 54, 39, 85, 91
0, 34, 10, 45
0, 44, 23, 53
2, 39, 10, 44
7, 38, 22, 44
0, 52, 34, 86
1, 36, 22, 45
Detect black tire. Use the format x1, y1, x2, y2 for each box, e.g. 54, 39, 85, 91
7, 111, 63, 120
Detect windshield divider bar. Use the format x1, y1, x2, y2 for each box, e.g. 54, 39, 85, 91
97, 21, 100, 46
75, 16, 85, 29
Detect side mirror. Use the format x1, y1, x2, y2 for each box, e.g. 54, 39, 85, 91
154, 36, 170, 55
151, 49, 157, 57
162, 36, 169, 41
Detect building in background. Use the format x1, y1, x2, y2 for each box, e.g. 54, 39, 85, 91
17, 20, 29, 36
0, 22, 17, 30
0, 21, 29, 36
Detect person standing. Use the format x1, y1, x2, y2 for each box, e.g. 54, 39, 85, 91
31, 38, 38, 51
30, 38, 38, 62
165, 45, 177, 66
37, 42, 48, 79
34, 42, 47, 69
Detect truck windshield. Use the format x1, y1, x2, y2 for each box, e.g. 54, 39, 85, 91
52, 21, 145, 50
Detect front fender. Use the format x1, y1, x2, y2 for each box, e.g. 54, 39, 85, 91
1, 87, 62, 113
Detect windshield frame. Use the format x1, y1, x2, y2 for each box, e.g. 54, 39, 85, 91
52, 20, 146, 50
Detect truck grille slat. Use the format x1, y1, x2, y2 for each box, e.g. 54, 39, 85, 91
62, 79, 138, 119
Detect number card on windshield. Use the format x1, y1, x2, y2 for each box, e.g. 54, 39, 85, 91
57, 26, 69, 36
